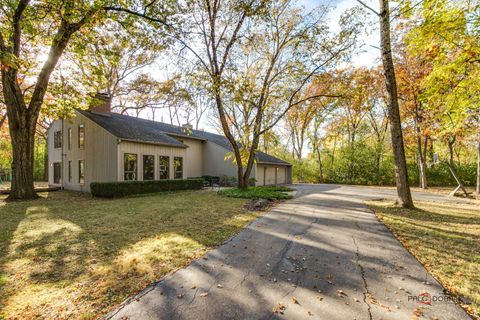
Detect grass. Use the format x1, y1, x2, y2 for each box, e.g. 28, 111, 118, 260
366, 199, 480, 318
218, 185, 294, 200
0, 190, 258, 319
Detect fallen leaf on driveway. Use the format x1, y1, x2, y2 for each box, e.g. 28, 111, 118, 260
217, 284, 223, 288
412, 307, 423, 319
191, 285, 197, 289
307, 311, 313, 316
291, 297, 299, 304
200, 292, 209, 297
272, 303, 286, 315
337, 290, 348, 297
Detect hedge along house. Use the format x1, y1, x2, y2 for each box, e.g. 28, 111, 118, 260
47, 94, 292, 192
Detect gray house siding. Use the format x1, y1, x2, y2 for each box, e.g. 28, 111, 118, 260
48, 110, 291, 191
202, 141, 238, 178
48, 111, 118, 192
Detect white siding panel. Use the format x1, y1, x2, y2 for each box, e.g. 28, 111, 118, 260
182, 138, 203, 177
202, 141, 237, 178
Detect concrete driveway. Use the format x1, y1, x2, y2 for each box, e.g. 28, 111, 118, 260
106, 184, 471, 320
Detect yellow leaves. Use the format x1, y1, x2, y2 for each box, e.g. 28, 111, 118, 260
272, 302, 286, 314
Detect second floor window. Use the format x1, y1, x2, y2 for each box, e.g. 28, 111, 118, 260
78, 124, 85, 149
54, 131, 62, 148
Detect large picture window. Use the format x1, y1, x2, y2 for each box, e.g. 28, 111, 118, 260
124, 153, 137, 181
78, 160, 84, 184
159, 156, 169, 180
143, 155, 154, 180
174, 157, 183, 179
54, 131, 62, 148
78, 124, 85, 149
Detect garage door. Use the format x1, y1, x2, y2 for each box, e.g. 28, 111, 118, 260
256, 165, 288, 186
265, 166, 276, 185
277, 167, 286, 184
256, 165, 265, 186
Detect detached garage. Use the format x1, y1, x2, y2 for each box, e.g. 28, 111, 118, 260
254, 152, 292, 186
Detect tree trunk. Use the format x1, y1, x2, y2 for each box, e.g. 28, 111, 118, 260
8, 116, 37, 199
44, 141, 48, 182
415, 115, 427, 189
417, 137, 427, 189
476, 131, 480, 196
316, 147, 324, 183
447, 138, 455, 165
378, 0, 414, 208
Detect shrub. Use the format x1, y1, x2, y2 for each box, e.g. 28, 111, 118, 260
219, 175, 237, 187
90, 179, 204, 198
218, 186, 293, 200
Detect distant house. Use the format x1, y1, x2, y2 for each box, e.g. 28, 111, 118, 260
47, 94, 292, 192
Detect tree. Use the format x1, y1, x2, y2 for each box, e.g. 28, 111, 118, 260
176, 0, 358, 188
396, 46, 432, 189
357, 0, 414, 208
0, 0, 104, 199
0, 0, 172, 199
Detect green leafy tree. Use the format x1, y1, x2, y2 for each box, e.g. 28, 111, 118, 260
0, 0, 173, 199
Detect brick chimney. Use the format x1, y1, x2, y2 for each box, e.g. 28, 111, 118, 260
182, 123, 193, 134
89, 92, 111, 113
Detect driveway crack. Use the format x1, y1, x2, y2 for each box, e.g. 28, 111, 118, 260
352, 236, 373, 320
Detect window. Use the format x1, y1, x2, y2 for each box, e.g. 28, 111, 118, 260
124, 153, 137, 181
53, 162, 61, 184
54, 131, 62, 148
68, 128, 72, 150
159, 156, 169, 180
78, 160, 84, 184
174, 157, 183, 179
68, 161, 72, 182
78, 124, 85, 149
143, 155, 154, 180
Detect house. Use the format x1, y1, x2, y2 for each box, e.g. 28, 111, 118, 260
47, 94, 292, 192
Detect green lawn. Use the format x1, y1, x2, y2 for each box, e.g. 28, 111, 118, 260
0, 190, 257, 319
218, 185, 293, 200
367, 200, 480, 319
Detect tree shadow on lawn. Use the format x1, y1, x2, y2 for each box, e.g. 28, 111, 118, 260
0, 190, 258, 318
0, 194, 31, 317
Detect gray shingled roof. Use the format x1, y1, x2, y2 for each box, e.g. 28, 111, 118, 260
78, 110, 291, 166
78, 110, 187, 148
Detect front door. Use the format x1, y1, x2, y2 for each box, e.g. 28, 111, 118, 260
53, 162, 61, 184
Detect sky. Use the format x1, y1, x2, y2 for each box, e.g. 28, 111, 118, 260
299, 0, 380, 67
